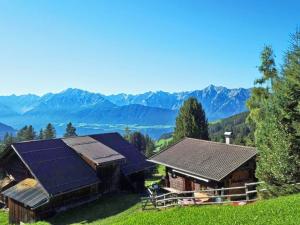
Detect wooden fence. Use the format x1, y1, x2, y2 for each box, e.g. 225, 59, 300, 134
142, 182, 265, 210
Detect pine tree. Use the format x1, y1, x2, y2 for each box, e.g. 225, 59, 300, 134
38, 129, 44, 140
145, 134, 155, 158
26, 125, 36, 140
17, 125, 28, 141
0, 133, 15, 153
125, 131, 155, 157
253, 31, 300, 196
255, 102, 297, 197
173, 97, 209, 142
256, 46, 278, 87
128, 131, 146, 153
272, 31, 300, 185
64, 122, 77, 137
17, 125, 36, 141
123, 127, 131, 141
43, 123, 56, 139
246, 46, 278, 146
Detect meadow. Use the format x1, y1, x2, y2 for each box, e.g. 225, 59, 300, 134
1, 193, 300, 225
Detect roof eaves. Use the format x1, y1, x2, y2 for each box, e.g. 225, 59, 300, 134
11, 144, 50, 198
148, 159, 216, 182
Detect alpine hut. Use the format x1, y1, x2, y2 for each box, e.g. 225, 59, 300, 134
0, 133, 152, 224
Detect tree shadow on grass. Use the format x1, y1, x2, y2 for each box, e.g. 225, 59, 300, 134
46, 194, 140, 225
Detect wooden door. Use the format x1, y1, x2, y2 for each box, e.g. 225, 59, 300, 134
185, 179, 192, 191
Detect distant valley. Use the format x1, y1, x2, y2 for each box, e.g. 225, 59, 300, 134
0, 85, 251, 139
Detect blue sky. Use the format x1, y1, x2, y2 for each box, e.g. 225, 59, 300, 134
0, 0, 299, 95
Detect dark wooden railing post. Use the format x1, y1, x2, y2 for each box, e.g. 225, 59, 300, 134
245, 183, 249, 201
221, 187, 224, 202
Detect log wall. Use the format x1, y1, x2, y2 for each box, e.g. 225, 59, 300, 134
8, 198, 36, 224
165, 158, 256, 193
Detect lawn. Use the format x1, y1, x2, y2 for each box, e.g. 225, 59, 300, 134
1, 193, 300, 225
0, 209, 8, 225
144, 164, 165, 187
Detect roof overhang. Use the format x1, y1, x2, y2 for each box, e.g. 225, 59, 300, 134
11, 144, 50, 198
148, 159, 215, 182
172, 169, 210, 183
148, 154, 256, 183
2, 178, 49, 210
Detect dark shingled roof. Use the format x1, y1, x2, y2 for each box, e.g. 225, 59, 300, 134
149, 138, 257, 181
12, 139, 100, 196
62, 136, 125, 165
2, 179, 48, 209
91, 133, 153, 175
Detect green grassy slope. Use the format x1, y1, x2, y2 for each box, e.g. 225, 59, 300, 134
155, 137, 173, 152
1, 193, 299, 225
145, 164, 165, 187
119, 194, 300, 225
0, 210, 8, 225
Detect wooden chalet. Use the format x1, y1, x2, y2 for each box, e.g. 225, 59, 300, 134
148, 137, 257, 193
0, 133, 152, 224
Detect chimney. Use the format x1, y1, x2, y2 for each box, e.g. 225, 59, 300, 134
224, 132, 232, 144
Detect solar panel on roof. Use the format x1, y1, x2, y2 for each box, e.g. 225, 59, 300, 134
12, 139, 100, 196
90, 133, 153, 175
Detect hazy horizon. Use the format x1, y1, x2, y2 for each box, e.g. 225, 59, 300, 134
0, 85, 251, 97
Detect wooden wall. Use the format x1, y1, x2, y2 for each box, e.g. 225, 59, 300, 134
224, 158, 256, 195
97, 164, 121, 194
50, 183, 99, 209
8, 198, 36, 225
166, 167, 218, 192
167, 170, 185, 191
165, 158, 256, 193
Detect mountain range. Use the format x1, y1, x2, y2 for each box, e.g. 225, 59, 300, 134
0, 122, 16, 140
0, 85, 251, 138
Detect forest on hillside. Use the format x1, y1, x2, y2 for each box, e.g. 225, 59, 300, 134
209, 112, 253, 146
155, 111, 253, 152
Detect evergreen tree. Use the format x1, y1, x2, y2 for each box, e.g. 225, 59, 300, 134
38, 129, 44, 140
145, 134, 155, 158
16, 125, 28, 141
17, 125, 36, 141
256, 46, 278, 87
128, 131, 146, 153
125, 131, 155, 157
246, 46, 278, 146
0, 133, 15, 153
271, 31, 300, 187
173, 97, 209, 142
253, 31, 300, 196
43, 123, 56, 139
123, 126, 131, 141
255, 105, 297, 196
26, 125, 36, 140
64, 122, 77, 137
